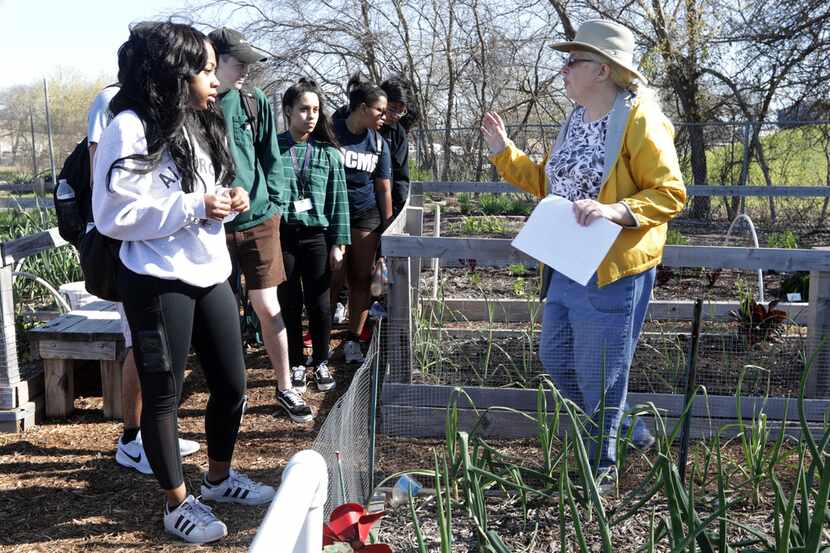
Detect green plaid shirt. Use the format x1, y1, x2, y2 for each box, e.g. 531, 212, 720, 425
277, 132, 351, 245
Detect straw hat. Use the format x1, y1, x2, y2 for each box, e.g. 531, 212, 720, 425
551, 19, 647, 84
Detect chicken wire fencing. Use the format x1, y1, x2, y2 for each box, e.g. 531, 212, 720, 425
311, 330, 380, 517
376, 255, 830, 442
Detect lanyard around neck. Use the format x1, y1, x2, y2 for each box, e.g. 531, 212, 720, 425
289, 140, 313, 198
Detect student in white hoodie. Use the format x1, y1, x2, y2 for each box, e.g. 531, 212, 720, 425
92, 22, 274, 544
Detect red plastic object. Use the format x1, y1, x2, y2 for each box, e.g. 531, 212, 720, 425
323, 503, 392, 552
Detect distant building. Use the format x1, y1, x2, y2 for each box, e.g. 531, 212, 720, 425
777, 99, 830, 128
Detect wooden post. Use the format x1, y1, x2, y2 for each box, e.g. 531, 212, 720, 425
405, 206, 424, 378
807, 247, 830, 399
386, 256, 412, 383
409, 181, 424, 208
0, 265, 19, 386
100, 360, 123, 420
405, 207, 424, 310
44, 358, 74, 418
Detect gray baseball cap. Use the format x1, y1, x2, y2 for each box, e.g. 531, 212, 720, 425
208, 27, 267, 64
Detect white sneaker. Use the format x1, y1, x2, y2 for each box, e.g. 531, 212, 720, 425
344, 340, 365, 364
200, 469, 276, 506
163, 495, 227, 544
179, 437, 200, 457
290, 366, 307, 393
333, 302, 347, 324
116, 432, 200, 475
314, 361, 336, 391
115, 433, 152, 475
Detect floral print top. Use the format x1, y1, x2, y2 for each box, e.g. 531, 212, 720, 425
545, 107, 609, 201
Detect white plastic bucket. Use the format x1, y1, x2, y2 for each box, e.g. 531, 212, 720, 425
58, 281, 101, 310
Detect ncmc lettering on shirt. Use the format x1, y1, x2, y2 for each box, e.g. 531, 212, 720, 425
340, 148, 379, 173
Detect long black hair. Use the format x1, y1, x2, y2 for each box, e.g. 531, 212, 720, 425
107, 21, 234, 192
282, 78, 339, 147
346, 73, 387, 113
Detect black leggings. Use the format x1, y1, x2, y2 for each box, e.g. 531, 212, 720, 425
277, 224, 332, 366
118, 267, 247, 490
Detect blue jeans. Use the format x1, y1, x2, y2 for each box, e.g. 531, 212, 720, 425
539, 268, 655, 469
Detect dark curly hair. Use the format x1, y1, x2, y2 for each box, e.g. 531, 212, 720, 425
345, 73, 387, 113
282, 78, 339, 147
107, 21, 234, 193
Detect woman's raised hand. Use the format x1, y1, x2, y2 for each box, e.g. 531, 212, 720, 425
480, 112, 509, 154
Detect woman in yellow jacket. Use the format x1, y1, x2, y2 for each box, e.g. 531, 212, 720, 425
482, 20, 686, 478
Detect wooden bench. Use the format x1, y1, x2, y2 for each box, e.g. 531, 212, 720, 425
28, 300, 125, 419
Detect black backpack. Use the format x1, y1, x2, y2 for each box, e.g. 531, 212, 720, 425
54, 138, 93, 245
54, 137, 122, 302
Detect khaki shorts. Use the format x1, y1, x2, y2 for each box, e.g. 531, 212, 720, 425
226, 214, 286, 290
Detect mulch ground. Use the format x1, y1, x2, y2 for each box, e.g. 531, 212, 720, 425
0, 338, 375, 553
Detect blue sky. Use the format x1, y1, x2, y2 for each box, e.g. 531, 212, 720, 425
0, 0, 244, 87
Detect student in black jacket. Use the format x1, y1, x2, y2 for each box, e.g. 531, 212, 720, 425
380, 78, 418, 216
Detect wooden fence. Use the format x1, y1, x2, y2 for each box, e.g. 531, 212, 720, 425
0, 229, 66, 431
379, 182, 830, 438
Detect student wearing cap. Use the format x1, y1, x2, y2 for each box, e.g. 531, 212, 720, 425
481, 20, 686, 483
208, 27, 312, 423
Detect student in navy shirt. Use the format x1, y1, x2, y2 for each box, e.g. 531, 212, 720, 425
331, 74, 392, 364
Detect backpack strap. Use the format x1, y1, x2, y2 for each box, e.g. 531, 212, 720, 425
240, 88, 260, 142
371, 128, 383, 155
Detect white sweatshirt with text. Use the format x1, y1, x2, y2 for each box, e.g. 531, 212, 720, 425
92, 110, 231, 287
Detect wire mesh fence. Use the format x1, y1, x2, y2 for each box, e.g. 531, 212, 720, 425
311, 331, 379, 516
374, 194, 830, 455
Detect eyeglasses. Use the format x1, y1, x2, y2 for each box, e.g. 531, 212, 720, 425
387, 104, 408, 117
564, 57, 598, 68
368, 105, 387, 117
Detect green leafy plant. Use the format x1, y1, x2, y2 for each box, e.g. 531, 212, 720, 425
457, 192, 474, 215
507, 263, 528, 277
665, 228, 689, 245
766, 230, 799, 249
780, 271, 809, 301
479, 193, 513, 215
512, 277, 526, 297
450, 216, 506, 235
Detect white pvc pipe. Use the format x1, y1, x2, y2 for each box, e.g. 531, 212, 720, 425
249, 449, 328, 553
432, 204, 441, 300
725, 213, 765, 302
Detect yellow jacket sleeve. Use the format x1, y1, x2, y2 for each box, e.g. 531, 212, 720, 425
620, 110, 687, 228
488, 142, 548, 199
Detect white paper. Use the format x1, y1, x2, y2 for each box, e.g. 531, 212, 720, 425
511, 195, 622, 286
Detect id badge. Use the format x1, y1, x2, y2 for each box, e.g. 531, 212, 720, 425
294, 197, 313, 213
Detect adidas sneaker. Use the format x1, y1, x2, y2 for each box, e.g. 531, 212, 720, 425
200, 469, 276, 506
163, 495, 227, 544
